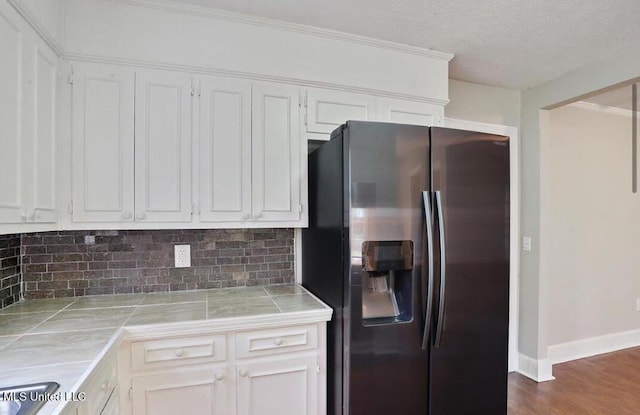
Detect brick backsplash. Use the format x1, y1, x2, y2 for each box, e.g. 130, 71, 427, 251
21, 229, 294, 300
0, 234, 21, 308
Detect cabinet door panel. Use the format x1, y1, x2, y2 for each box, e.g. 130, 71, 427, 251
0, 5, 24, 223
132, 366, 228, 415
135, 70, 192, 222
199, 76, 251, 222
252, 82, 301, 222
376, 98, 442, 126
71, 64, 135, 222
237, 355, 318, 415
305, 88, 374, 136
30, 44, 57, 222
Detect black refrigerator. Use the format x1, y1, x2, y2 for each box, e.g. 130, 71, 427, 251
302, 121, 510, 415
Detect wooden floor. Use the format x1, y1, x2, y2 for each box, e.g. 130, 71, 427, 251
508, 347, 640, 414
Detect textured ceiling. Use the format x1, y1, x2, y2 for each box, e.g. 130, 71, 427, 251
164, 0, 640, 89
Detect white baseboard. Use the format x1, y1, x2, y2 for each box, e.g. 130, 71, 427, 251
548, 328, 640, 365
517, 353, 555, 382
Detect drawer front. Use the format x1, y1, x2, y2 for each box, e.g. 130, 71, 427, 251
236, 324, 317, 358
131, 334, 226, 371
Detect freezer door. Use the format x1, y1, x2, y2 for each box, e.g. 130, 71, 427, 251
429, 127, 510, 415
346, 121, 430, 415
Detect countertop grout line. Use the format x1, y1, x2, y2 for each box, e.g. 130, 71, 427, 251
21, 299, 79, 336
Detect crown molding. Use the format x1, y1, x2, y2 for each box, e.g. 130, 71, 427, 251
7, 0, 64, 56
63, 52, 450, 106
106, 0, 453, 62
569, 101, 637, 118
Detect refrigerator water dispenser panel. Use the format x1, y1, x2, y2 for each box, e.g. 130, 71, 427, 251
362, 241, 414, 325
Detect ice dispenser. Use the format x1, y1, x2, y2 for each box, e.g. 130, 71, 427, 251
361, 241, 413, 325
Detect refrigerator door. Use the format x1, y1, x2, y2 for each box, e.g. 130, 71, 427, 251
345, 121, 430, 415
429, 127, 510, 415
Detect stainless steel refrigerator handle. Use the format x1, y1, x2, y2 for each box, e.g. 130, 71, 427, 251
434, 190, 446, 348
421, 191, 435, 350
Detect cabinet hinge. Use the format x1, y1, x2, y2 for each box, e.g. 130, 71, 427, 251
68, 202, 73, 214
69, 67, 74, 85
303, 92, 308, 126
128, 387, 133, 401
316, 362, 320, 374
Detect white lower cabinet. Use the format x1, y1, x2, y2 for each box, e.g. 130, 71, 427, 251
121, 322, 325, 415
62, 350, 119, 415
131, 365, 229, 415
236, 355, 318, 415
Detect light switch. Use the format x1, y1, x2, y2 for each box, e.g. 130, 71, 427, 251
522, 237, 532, 252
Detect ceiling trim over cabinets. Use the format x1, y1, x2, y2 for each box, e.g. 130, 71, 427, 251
569, 101, 638, 119
64, 51, 451, 106
7, 0, 64, 55
107, 0, 454, 61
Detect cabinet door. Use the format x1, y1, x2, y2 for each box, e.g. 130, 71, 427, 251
131, 365, 229, 415
199, 76, 252, 222
23, 39, 57, 223
99, 389, 118, 415
135, 70, 192, 222
237, 355, 318, 415
376, 97, 443, 126
305, 88, 375, 139
71, 63, 135, 222
0, 3, 24, 223
252, 82, 302, 223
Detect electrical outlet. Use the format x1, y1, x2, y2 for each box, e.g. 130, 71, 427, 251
636, 298, 640, 312
174, 245, 191, 268
522, 237, 532, 252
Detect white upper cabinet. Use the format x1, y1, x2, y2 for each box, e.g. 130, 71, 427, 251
376, 97, 443, 126
0, 2, 58, 227
252, 82, 302, 223
71, 63, 135, 222
304, 88, 375, 139
199, 76, 252, 223
23, 39, 58, 223
0, 4, 24, 223
135, 70, 192, 222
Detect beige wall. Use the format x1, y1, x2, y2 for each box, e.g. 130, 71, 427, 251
546, 105, 640, 346
520, 51, 640, 363
446, 79, 521, 127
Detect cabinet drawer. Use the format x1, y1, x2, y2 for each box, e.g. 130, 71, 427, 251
131, 334, 226, 371
236, 325, 317, 358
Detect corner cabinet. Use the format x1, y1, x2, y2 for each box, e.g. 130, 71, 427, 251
0, 1, 58, 226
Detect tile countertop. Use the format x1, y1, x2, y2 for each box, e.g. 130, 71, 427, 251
0, 284, 332, 415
